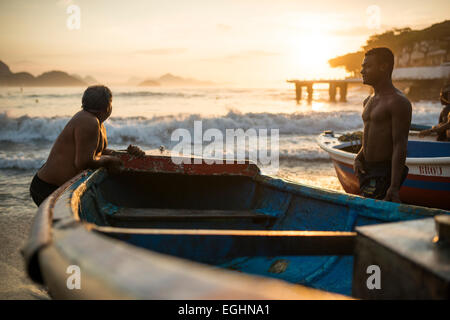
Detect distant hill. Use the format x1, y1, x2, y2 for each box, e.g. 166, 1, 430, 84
71, 73, 98, 85
139, 79, 160, 86
138, 73, 215, 87
0, 60, 86, 86
127, 76, 144, 86
328, 20, 450, 77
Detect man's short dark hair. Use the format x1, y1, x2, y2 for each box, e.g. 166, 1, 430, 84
365, 47, 395, 73
82, 85, 112, 112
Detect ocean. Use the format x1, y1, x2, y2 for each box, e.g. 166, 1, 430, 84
0, 85, 442, 298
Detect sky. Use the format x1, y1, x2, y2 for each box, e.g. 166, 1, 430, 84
0, 0, 449, 86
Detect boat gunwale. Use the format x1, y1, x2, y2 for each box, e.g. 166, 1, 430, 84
317, 133, 450, 165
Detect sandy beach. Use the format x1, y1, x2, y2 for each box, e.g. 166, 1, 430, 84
0, 171, 48, 300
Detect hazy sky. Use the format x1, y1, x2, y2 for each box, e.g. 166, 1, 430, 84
0, 0, 448, 86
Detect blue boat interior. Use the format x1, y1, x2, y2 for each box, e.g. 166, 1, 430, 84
76, 170, 441, 296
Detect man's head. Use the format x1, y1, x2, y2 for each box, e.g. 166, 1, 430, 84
440, 84, 450, 105
361, 47, 395, 86
81, 85, 112, 122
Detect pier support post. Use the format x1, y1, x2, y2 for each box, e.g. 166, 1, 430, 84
295, 83, 302, 104
339, 83, 348, 102
329, 83, 336, 102
307, 84, 313, 102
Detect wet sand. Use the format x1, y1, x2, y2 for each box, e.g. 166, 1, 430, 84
0, 206, 49, 299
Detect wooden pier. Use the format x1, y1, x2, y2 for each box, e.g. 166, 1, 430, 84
287, 79, 362, 103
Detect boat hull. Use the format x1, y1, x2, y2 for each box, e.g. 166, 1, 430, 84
23, 153, 450, 299
332, 158, 450, 209
318, 132, 450, 210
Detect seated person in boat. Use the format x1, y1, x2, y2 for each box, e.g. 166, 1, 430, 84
419, 84, 450, 141
29, 85, 145, 206
354, 47, 411, 202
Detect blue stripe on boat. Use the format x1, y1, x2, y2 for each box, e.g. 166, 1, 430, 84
402, 179, 450, 191
336, 163, 354, 173
407, 140, 450, 158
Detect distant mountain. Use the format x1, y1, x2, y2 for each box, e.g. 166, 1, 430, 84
126, 76, 144, 86
0, 61, 12, 76
0, 60, 86, 86
138, 79, 160, 86
35, 71, 86, 86
71, 73, 98, 85
138, 73, 215, 87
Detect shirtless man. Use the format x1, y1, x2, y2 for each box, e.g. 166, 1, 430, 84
29, 85, 144, 206
354, 47, 411, 202
419, 84, 450, 141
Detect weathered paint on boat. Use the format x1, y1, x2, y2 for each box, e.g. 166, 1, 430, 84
317, 131, 450, 210
23, 153, 450, 298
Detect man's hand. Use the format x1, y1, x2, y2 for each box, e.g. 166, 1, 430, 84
127, 144, 145, 157
383, 186, 401, 203
354, 157, 365, 176
103, 155, 124, 175
419, 128, 433, 137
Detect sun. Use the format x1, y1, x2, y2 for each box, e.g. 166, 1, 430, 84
287, 31, 341, 80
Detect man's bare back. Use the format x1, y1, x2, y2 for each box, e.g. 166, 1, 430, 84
37, 110, 110, 186
29, 85, 127, 206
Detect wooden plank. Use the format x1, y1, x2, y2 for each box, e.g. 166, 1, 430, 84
96, 227, 356, 256
44, 227, 351, 299
108, 208, 277, 222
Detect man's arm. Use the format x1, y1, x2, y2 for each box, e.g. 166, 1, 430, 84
74, 118, 122, 171
102, 145, 145, 157
101, 148, 117, 156
354, 96, 371, 175
354, 146, 365, 175
384, 98, 412, 202
431, 117, 450, 134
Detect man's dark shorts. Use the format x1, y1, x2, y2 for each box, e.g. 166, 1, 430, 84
357, 161, 409, 200
29, 174, 59, 207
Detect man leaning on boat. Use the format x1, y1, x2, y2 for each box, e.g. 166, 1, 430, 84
354, 47, 411, 203
419, 84, 450, 141
29, 85, 145, 207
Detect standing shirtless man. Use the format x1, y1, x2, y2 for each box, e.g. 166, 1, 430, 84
354, 47, 411, 202
29, 85, 144, 206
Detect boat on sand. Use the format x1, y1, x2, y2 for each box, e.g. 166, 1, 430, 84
23, 153, 449, 298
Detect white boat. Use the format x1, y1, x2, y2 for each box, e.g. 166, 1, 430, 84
317, 129, 450, 210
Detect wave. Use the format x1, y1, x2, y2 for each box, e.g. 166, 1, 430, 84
0, 154, 45, 170
0, 104, 439, 147
0, 110, 363, 144
15, 91, 205, 99
0, 146, 329, 170
115, 91, 204, 98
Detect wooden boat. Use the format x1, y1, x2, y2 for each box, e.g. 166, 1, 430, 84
317, 128, 450, 210
23, 153, 449, 299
